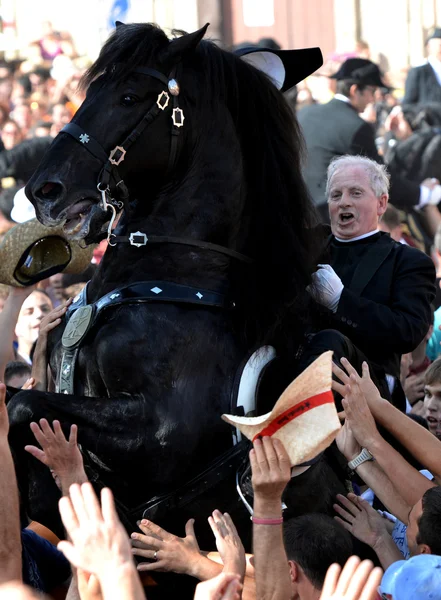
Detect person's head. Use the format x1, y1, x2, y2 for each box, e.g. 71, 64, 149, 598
423, 358, 441, 437
4, 360, 31, 388
283, 514, 353, 598
406, 486, 441, 556
15, 289, 52, 355
427, 28, 441, 62
380, 554, 441, 600
49, 102, 72, 135
326, 155, 389, 240
10, 103, 32, 134
1, 119, 23, 150
331, 58, 387, 113
379, 204, 402, 242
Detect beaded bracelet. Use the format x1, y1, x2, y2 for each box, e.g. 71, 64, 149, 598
251, 516, 283, 525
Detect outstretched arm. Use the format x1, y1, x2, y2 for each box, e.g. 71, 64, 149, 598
333, 359, 435, 511
251, 437, 292, 600
0, 382, 22, 583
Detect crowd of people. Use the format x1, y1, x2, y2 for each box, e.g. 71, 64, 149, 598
2, 18, 441, 600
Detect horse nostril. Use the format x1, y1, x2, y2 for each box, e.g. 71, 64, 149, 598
35, 181, 65, 201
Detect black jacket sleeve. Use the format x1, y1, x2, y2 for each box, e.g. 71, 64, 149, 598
0, 137, 52, 183
403, 68, 420, 105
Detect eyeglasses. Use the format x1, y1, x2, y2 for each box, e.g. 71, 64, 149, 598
14, 236, 71, 285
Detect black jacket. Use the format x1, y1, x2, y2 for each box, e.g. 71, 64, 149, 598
297, 98, 421, 212
0, 136, 53, 184
320, 231, 436, 378
403, 63, 441, 105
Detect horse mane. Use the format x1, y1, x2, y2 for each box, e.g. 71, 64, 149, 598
191, 40, 319, 347
81, 24, 320, 349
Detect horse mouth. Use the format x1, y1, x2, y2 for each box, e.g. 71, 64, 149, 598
63, 199, 95, 238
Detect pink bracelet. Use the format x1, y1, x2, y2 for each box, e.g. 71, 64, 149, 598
251, 516, 283, 525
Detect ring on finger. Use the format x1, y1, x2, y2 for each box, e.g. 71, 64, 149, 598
153, 551, 157, 561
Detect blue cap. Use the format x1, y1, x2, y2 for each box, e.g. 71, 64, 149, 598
380, 555, 441, 600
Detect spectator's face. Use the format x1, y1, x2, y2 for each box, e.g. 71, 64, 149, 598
15, 290, 52, 345
1, 122, 22, 149
428, 38, 441, 61
352, 85, 376, 113
328, 165, 388, 240
11, 105, 32, 132
406, 499, 423, 556
423, 382, 441, 437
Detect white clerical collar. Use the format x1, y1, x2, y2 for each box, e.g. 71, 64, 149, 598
334, 229, 379, 243
334, 94, 351, 103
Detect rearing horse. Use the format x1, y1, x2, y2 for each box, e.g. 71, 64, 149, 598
9, 23, 321, 547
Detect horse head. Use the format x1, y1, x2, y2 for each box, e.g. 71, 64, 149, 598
26, 23, 209, 242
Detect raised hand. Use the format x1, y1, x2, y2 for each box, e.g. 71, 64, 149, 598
336, 421, 361, 462
38, 298, 72, 339
319, 555, 382, 600
250, 437, 291, 506
58, 483, 134, 576
24, 419, 87, 492
334, 494, 389, 549
341, 379, 379, 449
194, 573, 242, 600
332, 359, 382, 410
208, 510, 246, 581
131, 518, 206, 578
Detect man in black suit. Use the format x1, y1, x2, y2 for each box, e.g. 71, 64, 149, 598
298, 58, 441, 221
403, 28, 441, 105
303, 155, 436, 408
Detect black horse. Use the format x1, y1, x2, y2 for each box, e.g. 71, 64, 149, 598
9, 23, 328, 560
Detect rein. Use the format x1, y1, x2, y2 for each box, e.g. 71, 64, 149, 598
61, 65, 252, 265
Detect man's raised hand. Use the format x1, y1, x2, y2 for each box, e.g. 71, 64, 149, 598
208, 510, 246, 581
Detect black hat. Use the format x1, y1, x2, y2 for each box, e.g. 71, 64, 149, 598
330, 58, 387, 88
426, 27, 441, 43
235, 46, 323, 92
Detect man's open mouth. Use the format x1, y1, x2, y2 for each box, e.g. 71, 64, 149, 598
426, 415, 439, 428
339, 212, 355, 225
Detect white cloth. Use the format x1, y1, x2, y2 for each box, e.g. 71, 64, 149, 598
11, 187, 36, 223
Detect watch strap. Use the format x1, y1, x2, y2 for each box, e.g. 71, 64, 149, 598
348, 447, 373, 470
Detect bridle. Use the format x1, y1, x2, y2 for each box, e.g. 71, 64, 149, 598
61, 64, 252, 265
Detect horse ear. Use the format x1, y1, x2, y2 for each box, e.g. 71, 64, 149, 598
161, 24, 209, 62
115, 21, 125, 28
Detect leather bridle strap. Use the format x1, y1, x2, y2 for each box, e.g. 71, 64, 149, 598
110, 232, 253, 264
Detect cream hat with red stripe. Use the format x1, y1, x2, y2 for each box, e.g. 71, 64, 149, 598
222, 351, 340, 466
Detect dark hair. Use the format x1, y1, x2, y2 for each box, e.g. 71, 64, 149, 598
425, 357, 441, 386
4, 361, 31, 386
382, 204, 401, 230
408, 413, 429, 430
417, 486, 441, 554
336, 80, 369, 97
283, 513, 353, 589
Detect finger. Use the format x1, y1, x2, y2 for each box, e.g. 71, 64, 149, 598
337, 410, 346, 421
22, 378, 35, 390
138, 519, 171, 541
223, 578, 242, 600
332, 361, 350, 384
332, 379, 347, 397
334, 516, 353, 533
340, 358, 359, 379
262, 436, 278, 465
45, 319, 62, 331
272, 438, 291, 469
345, 559, 374, 599
333, 503, 355, 523
208, 515, 222, 539
81, 482, 103, 522
361, 362, 371, 380
39, 418, 56, 440
58, 495, 80, 533
253, 437, 269, 471
249, 447, 259, 476
359, 566, 383, 600
57, 540, 82, 568
223, 513, 239, 538
131, 547, 160, 560
137, 560, 167, 572
335, 494, 362, 516
69, 483, 90, 525
24, 445, 47, 464
69, 424, 78, 445
29, 421, 48, 446
185, 518, 197, 540
131, 537, 161, 551
53, 420, 66, 441
320, 563, 341, 597
335, 555, 361, 596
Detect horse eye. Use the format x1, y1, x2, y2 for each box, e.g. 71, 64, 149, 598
120, 94, 138, 107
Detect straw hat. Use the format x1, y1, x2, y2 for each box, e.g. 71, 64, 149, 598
222, 351, 340, 466
0, 218, 95, 287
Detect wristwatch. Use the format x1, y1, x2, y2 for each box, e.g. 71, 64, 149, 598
348, 448, 374, 471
